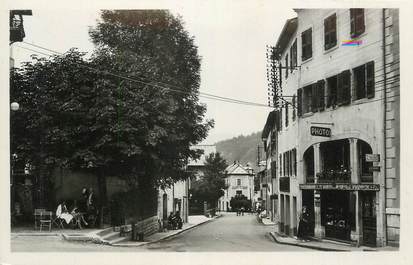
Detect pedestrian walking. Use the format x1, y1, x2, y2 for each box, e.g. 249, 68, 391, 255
297, 206, 310, 241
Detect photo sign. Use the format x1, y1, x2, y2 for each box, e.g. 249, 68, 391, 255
310, 126, 331, 137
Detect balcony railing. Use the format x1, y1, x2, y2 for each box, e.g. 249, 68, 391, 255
279, 177, 290, 192
316, 170, 351, 183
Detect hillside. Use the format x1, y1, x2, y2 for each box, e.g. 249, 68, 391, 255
215, 131, 263, 172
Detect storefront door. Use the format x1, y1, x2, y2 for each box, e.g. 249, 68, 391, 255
322, 191, 351, 241
362, 192, 377, 247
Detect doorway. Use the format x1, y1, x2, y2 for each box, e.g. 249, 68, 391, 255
321, 191, 351, 241
362, 192, 377, 247
302, 190, 315, 236
162, 194, 168, 220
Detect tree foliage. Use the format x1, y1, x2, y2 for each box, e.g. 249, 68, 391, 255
230, 194, 252, 212
190, 152, 228, 206
10, 10, 213, 196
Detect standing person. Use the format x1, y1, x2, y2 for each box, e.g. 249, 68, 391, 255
297, 206, 310, 241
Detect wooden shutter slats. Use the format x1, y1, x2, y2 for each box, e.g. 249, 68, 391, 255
366, 61, 375, 98
297, 88, 302, 117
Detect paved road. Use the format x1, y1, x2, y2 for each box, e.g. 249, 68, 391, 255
141, 213, 309, 252
11, 213, 309, 252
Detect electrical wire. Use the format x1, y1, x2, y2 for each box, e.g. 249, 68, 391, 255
16, 43, 273, 109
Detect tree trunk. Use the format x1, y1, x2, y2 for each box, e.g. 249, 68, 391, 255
97, 168, 107, 228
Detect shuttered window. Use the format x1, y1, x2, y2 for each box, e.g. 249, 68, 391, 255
311, 83, 318, 112
366, 61, 375, 98
279, 62, 282, 89
324, 13, 337, 50
350, 9, 365, 38
285, 103, 289, 127
327, 75, 338, 107
353, 61, 374, 100
301, 28, 312, 61
293, 148, 297, 176
285, 54, 289, 78
317, 80, 325, 111
279, 154, 282, 176
290, 39, 297, 73
292, 95, 296, 121
341, 70, 351, 105
297, 89, 302, 117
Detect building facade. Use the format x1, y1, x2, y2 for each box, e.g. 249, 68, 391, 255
218, 162, 255, 211
266, 8, 399, 247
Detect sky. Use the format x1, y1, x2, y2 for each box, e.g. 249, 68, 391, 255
10, 2, 296, 145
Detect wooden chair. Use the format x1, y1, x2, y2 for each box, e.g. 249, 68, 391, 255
34, 208, 46, 229
52, 214, 65, 229
39, 211, 52, 232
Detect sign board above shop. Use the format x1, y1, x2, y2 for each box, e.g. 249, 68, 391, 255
366, 154, 380, 162
299, 183, 380, 191
310, 126, 331, 137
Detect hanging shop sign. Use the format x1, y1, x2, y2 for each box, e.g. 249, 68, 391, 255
366, 154, 380, 162
310, 126, 331, 137
299, 183, 380, 191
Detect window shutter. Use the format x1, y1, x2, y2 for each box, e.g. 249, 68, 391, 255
350, 9, 356, 37
356, 9, 365, 36
279, 107, 283, 130
279, 62, 282, 89
317, 80, 325, 111
341, 70, 351, 105
308, 28, 313, 59
285, 103, 289, 127
292, 95, 296, 120
297, 88, 302, 117
331, 14, 337, 47
337, 73, 344, 105
311, 83, 318, 112
285, 54, 289, 78
290, 46, 293, 73
293, 148, 297, 176
324, 18, 329, 50
366, 61, 375, 98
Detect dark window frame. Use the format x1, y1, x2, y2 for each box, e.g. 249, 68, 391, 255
350, 9, 365, 38
301, 28, 312, 61
290, 39, 297, 73
285, 54, 289, 79
324, 13, 337, 50
353, 62, 374, 100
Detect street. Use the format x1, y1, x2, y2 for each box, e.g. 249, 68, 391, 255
11, 213, 309, 252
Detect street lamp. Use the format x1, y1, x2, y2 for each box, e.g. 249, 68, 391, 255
11, 102, 19, 111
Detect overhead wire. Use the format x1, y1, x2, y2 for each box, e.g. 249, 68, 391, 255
16, 43, 273, 109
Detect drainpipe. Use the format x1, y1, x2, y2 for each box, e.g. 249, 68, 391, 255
382, 8, 388, 246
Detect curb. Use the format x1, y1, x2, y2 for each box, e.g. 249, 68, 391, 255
112, 215, 222, 247
11, 232, 62, 237
269, 232, 348, 252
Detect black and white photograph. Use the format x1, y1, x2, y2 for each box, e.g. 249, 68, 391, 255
2, 1, 410, 264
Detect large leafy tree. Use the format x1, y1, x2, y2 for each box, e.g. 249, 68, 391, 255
10, 10, 213, 209
88, 10, 213, 189
190, 152, 228, 208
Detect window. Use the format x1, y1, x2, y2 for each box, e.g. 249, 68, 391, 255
290, 39, 297, 73
350, 9, 365, 38
236, 190, 242, 195
338, 70, 351, 105
353, 61, 375, 100
324, 13, 337, 50
293, 148, 297, 176
302, 84, 313, 114
301, 28, 312, 61
278, 62, 282, 88
285, 103, 289, 127
297, 88, 302, 117
285, 54, 289, 78
279, 154, 282, 176
327, 75, 338, 107
292, 95, 296, 121
237, 179, 241, 186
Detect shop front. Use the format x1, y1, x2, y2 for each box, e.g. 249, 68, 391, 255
300, 137, 380, 246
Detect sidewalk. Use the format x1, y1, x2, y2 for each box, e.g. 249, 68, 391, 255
11, 226, 101, 238
111, 215, 219, 247
60, 214, 220, 247
269, 232, 399, 252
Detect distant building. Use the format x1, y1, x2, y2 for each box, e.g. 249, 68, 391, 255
218, 161, 254, 211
